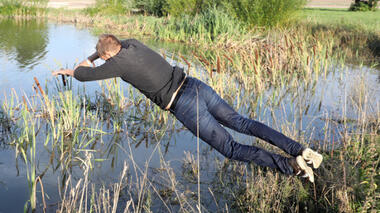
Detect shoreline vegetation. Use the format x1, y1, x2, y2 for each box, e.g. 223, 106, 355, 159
0, 0, 379, 212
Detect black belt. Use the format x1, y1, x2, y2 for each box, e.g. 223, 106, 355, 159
170, 77, 189, 111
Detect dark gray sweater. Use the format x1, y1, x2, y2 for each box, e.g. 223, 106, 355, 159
74, 39, 186, 109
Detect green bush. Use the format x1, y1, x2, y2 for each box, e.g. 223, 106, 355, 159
133, 0, 168, 16
162, 6, 244, 41
224, 0, 306, 28
85, 0, 131, 16
165, 0, 223, 17
349, 0, 378, 11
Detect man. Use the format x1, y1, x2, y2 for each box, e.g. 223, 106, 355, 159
53, 34, 323, 182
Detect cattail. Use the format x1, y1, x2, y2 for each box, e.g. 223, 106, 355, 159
195, 53, 210, 67
33, 84, 38, 94
269, 56, 273, 69
224, 54, 233, 64
180, 55, 191, 74
216, 56, 221, 73
284, 35, 289, 48
289, 40, 294, 55
61, 75, 66, 87
33, 77, 44, 96
22, 96, 28, 111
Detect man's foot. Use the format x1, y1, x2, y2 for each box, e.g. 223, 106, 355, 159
302, 148, 323, 169
288, 156, 314, 183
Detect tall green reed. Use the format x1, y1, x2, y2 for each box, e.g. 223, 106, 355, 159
0, 0, 47, 17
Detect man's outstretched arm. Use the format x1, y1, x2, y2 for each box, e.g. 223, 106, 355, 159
52, 59, 93, 77
52, 57, 122, 82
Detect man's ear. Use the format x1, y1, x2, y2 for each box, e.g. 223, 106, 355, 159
105, 51, 114, 60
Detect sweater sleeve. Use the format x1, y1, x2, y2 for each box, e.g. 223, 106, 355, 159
87, 51, 99, 62
74, 60, 122, 82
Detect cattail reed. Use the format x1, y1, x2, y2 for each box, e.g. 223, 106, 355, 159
33, 77, 44, 96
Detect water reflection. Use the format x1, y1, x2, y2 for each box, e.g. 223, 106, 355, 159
0, 19, 48, 69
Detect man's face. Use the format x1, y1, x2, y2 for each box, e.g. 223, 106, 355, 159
100, 50, 118, 61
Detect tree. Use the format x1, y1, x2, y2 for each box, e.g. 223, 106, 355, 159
349, 0, 378, 11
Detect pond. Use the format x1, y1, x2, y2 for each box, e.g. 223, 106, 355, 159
0, 19, 379, 212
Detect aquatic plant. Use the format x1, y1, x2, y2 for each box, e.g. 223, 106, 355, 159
224, 0, 307, 28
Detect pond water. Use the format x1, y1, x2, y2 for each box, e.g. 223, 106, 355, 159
0, 19, 379, 212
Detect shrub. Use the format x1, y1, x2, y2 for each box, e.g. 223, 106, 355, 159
223, 0, 306, 28
165, 0, 223, 17
133, 0, 168, 16
85, 0, 132, 16
162, 6, 244, 41
349, 0, 378, 11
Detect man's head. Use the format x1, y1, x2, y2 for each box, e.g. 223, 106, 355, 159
96, 34, 121, 60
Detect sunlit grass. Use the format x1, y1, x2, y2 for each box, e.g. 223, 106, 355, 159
301, 8, 380, 33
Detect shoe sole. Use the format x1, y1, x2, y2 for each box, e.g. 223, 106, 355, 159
296, 156, 314, 183
302, 148, 323, 169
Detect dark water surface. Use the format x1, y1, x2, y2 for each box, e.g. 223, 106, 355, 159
0, 19, 379, 212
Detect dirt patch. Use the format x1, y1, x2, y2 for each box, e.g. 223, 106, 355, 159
48, 0, 95, 9
306, 0, 352, 8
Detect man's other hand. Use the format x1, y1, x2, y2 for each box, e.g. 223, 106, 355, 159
79, 59, 95, 67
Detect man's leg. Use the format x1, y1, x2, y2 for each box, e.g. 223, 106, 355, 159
171, 78, 294, 174
200, 82, 304, 157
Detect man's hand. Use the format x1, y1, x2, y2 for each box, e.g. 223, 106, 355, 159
73, 59, 95, 71
52, 59, 95, 77
52, 69, 74, 77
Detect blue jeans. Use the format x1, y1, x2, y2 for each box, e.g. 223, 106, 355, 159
169, 77, 304, 175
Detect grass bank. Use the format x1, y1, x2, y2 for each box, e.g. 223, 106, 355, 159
43, 7, 380, 68
302, 8, 380, 33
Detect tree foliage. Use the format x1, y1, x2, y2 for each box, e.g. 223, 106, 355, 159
349, 0, 378, 11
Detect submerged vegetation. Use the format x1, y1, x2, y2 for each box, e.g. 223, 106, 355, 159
0, 0, 379, 212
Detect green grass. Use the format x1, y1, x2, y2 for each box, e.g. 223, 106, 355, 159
0, 0, 47, 16
301, 8, 380, 33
